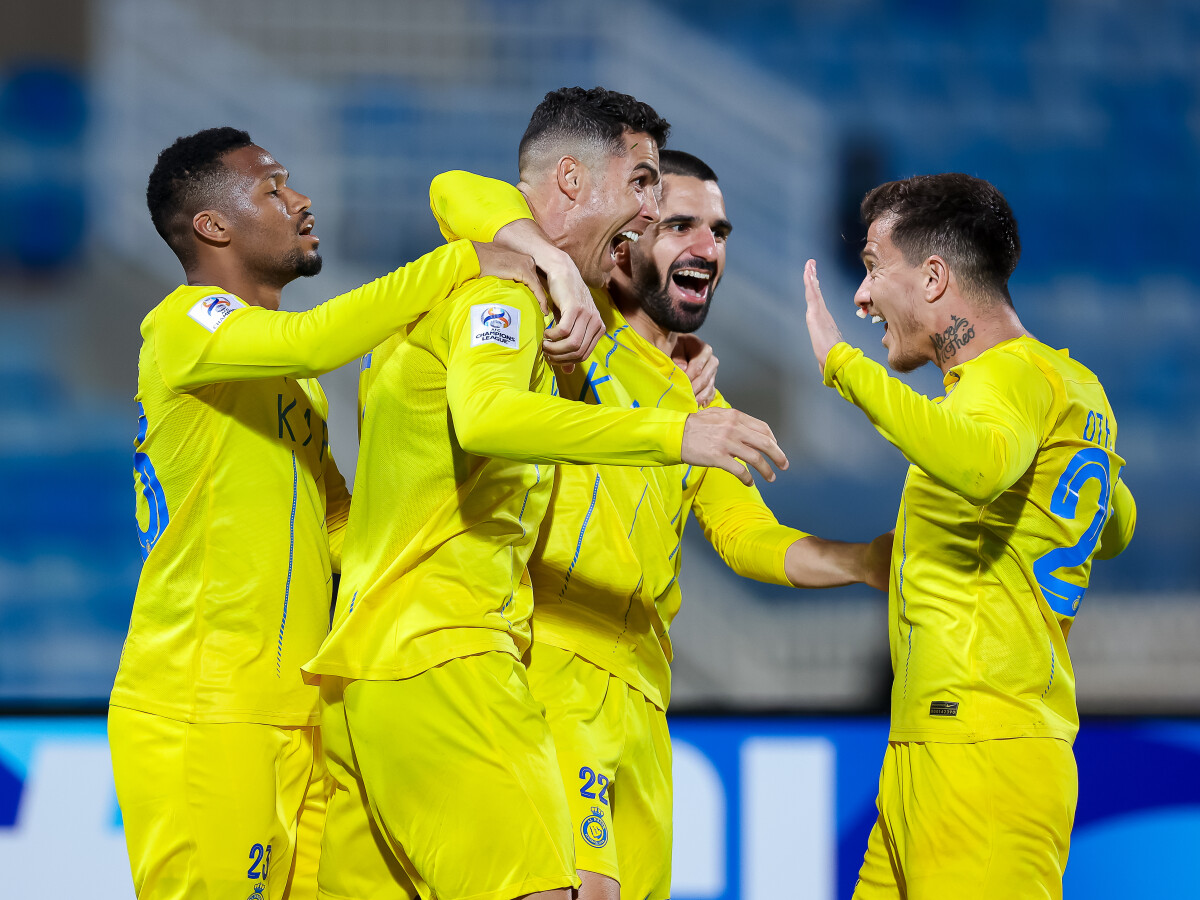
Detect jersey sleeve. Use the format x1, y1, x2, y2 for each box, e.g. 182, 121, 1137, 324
443, 283, 688, 466
1096, 476, 1136, 560
823, 342, 1053, 505
429, 171, 533, 243
689, 391, 809, 585
157, 240, 480, 392
324, 451, 352, 574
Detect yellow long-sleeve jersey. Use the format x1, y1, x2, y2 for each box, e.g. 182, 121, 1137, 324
111, 240, 481, 725
302, 279, 690, 683
824, 337, 1136, 743
428, 171, 808, 709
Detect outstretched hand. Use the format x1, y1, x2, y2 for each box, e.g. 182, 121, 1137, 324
680, 406, 789, 486
803, 259, 843, 375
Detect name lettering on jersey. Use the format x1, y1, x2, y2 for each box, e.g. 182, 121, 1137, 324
929, 701, 960, 717
930, 314, 976, 366
278, 392, 329, 461
470, 304, 520, 349
1084, 410, 1113, 450
187, 293, 246, 333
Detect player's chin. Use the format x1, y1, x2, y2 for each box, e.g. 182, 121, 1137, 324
295, 251, 324, 278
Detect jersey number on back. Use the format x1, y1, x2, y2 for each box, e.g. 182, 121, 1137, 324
134, 402, 170, 560
1033, 446, 1111, 618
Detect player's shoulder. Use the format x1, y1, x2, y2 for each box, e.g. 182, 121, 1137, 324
148, 285, 250, 340
443, 277, 545, 341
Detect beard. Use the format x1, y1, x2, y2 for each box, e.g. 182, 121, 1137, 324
284, 247, 323, 278
250, 246, 323, 285
631, 256, 717, 334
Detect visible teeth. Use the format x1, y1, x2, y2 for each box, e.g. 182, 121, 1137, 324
621, 230, 639, 243
676, 269, 711, 280
856, 308, 867, 319
872, 315, 884, 324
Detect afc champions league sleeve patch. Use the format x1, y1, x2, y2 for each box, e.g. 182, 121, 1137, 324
186, 293, 247, 333
469, 303, 521, 350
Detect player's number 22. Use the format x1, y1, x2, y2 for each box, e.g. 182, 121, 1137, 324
1032, 447, 1111, 619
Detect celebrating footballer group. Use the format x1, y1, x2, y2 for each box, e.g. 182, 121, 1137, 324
112, 85, 1135, 900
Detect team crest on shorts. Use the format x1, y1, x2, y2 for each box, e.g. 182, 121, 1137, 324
581, 805, 609, 848
246, 883, 266, 900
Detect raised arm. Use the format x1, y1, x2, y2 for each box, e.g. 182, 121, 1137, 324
430, 169, 602, 368
802, 257, 1051, 506
158, 240, 480, 392
444, 285, 788, 483
821, 343, 1051, 505
691, 416, 889, 590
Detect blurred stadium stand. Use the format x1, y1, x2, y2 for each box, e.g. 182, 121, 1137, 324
0, 0, 1197, 710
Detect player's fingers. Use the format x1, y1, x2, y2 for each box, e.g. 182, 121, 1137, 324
543, 303, 578, 343
520, 271, 551, 315
735, 423, 789, 470
580, 314, 605, 360
803, 259, 824, 307
736, 447, 777, 483
732, 410, 779, 443
716, 454, 755, 487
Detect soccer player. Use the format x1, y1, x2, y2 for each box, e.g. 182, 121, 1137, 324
428, 150, 891, 900
303, 88, 790, 900
802, 173, 1137, 898
109, 126, 585, 900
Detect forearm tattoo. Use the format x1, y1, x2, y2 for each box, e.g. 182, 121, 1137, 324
931, 315, 976, 365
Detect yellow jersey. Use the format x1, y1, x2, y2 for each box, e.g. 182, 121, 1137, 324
111, 240, 481, 725
302, 279, 690, 682
428, 171, 807, 709
823, 337, 1136, 743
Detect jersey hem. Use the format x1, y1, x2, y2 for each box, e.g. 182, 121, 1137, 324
303, 634, 521, 682
107, 695, 319, 726
533, 633, 667, 712
887, 723, 1077, 744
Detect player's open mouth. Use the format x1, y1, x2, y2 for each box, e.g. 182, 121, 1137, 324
609, 230, 639, 260
857, 308, 887, 328
299, 216, 318, 244
670, 265, 714, 304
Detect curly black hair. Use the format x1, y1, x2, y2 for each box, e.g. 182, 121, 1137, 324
862, 173, 1021, 305
518, 86, 669, 173
146, 127, 254, 265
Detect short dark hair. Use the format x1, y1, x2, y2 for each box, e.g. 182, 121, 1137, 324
660, 149, 717, 182
147, 126, 254, 265
518, 86, 669, 174
861, 173, 1021, 304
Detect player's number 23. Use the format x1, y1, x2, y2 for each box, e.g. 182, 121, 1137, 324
1033, 447, 1112, 619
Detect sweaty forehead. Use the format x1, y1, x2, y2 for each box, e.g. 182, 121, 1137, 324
620, 131, 658, 166
222, 144, 285, 181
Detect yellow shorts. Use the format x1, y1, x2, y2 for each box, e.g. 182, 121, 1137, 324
853, 738, 1077, 900
108, 705, 328, 900
316, 676, 421, 900
526, 642, 673, 900
342, 651, 579, 900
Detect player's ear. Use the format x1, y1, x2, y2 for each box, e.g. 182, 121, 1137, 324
556, 156, 584, 202
193, 209, 231, 247
924, 255, 950, 303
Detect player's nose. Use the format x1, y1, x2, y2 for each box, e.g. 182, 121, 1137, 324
690, 228, 719, 261
640, 186, 660, 223
853, 276, 872, 311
